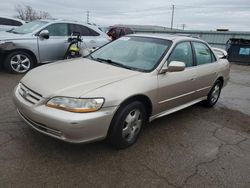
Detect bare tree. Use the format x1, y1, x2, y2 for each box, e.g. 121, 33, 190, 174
14, 5, 51, 21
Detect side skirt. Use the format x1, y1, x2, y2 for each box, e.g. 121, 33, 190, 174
149, 97, 207, 122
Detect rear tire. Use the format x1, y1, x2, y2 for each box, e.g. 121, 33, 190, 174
4, 51, 34, 74
107, 101, 147, 149
203, 80, 223, 107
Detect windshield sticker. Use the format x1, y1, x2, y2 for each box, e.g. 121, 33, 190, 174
120, 37, 130, 41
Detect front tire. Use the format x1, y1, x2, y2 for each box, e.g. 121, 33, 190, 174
107, 101, 147, 149
204, 80, 223, 107
4, 51, 34, 74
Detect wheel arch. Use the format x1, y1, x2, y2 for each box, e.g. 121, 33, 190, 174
217, 76, 224, 86
3, 49, 38, 65
115, 94, 153, 120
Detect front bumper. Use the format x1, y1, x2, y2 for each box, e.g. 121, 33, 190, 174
13, 85, 117, 143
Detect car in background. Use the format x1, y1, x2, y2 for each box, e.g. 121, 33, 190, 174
107, 26, 134, 41
0, 16, 25, 32
0, 19, 110, 73
13, 34, 230, 149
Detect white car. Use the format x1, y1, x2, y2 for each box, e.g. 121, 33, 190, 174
0, 16, 25, 31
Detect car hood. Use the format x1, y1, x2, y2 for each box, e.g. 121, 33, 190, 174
0, 31, 31, 41
21, 58, 141, 98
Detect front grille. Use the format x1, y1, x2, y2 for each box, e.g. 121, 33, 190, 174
18, 110, 62, 137
18, 83, 43, 105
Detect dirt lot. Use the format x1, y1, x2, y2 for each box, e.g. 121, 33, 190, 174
0, 64, 250, 188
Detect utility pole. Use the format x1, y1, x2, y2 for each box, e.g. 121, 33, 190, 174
86, 10, 90, 24
170, 5, 175, 30
181, 24, 186, 30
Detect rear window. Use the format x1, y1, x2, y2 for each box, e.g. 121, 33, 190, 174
70, 24, 100, 36
0, 18, 22, 26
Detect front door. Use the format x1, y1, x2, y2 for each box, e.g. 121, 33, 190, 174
38, 23, 70, 63
157, 42, 197, 114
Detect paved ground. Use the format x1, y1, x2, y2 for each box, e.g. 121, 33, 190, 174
0, 64, 250, 188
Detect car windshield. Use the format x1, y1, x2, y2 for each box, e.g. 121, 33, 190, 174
11, 20, 48, 34
90, 36, 172, 72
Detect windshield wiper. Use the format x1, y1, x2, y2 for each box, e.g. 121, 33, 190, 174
95, 58, 135, 70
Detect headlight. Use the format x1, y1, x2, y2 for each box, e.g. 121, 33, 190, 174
46, 97, 104, 113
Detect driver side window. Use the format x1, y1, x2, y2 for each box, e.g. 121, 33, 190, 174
45, 23, 69, 36
168, 42, 194, 67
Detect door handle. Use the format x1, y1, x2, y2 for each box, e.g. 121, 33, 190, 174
90, 40, 96, 43
191, 78, 196, 81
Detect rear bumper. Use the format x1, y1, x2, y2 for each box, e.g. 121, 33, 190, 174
13, 85, 117, 143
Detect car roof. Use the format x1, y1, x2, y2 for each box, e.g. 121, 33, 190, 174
41, 19, 92, 27
128, 33, 204, 43
39, 19, 104, 34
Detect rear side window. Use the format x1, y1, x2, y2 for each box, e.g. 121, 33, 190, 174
168, 42, 194, 67
0, 18, 22, 26
193, 42, 215, 65
11, 20, 23, 26
70, 24, 100, 36
45, 23, 69, 36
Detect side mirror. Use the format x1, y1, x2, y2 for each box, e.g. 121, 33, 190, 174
160, 61, 186, 74
39, 30, 49, 39
168, 61, 186, 72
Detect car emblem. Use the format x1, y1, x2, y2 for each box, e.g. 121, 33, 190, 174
23, 90, 29, 98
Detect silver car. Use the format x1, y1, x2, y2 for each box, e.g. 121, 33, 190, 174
0, 19, 110, 73
13, 34, 230, 149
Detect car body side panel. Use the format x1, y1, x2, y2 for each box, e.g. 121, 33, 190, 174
38, 36, 69, 63
82, 73, 159, 116
157, 67, 198, 114
0, 38, 39, 62
195, 59, 230, 98
194, 62, 219, 98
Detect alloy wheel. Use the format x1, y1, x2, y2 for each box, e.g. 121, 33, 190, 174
10, 54, 31, 73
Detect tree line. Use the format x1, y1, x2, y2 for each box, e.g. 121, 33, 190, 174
14, 5, 52, 22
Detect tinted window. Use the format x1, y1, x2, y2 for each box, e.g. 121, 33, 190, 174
0, 18, 22, 26
12, 20, 22, 26
45, 23, 69, 36
168, 42, 194, 67
193, 42, 214, 65
89, 28, 100, 36
70, 24, 100, 36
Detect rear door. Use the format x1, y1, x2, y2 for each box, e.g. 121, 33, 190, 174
192, 42, 219, 98
69, 24, 101, 49
38, 23, 70, 63
157, 41, 198, 113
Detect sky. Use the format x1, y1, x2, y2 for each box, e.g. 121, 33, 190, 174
1, 0, 250, 31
